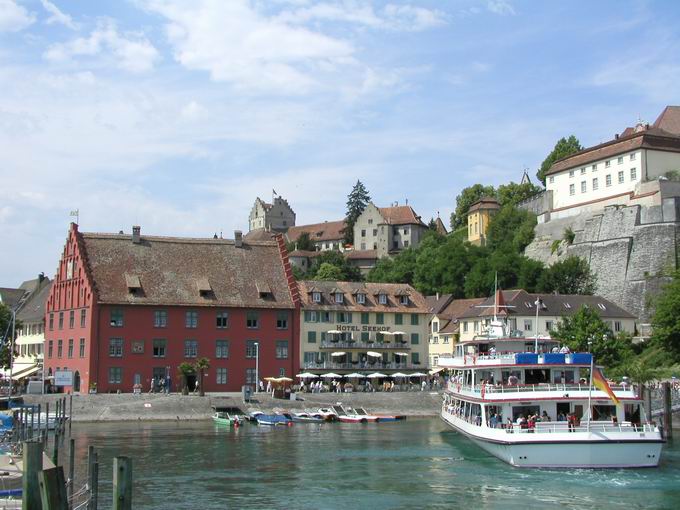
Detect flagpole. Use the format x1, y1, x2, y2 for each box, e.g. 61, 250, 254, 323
587, 339, 593, 433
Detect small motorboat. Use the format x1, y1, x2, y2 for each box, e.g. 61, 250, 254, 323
316, 408, 339, 422
288, 412, 324, 424
255, 413, 293, 426
332, 405, 378, 423
212, 412, 242, 427
353, 407, 406, 422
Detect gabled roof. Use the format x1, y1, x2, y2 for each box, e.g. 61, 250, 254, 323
298, 281, 428, 313
0, 288, 27, 310
457, 289, 635, 320
546, 106, 680, 177
78, 231, 294, 309
438, 297, 487, 319
345, 250, 378, 260
286, 220, 346, 243
467, 197, 500, 214
16, 280, 52, 323
378, 205, 426, 226
426, 294, 453, 314
243, 229, 278, 242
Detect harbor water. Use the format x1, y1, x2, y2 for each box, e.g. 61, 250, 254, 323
68, 418, 679, 509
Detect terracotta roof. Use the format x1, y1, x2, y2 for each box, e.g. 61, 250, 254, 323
438, 319, 459, 335
345, 250, 378, 260
286, 220, 346, 243
298, 281, 429, 313
467, 197, 500, 214
288, 250, 321, 258
547, 107, 680, 177
439, 297, 487, 319
79, 231, 294, 309
378, 205, 426, 226
243, 228, 277, 242
16, 280, 52, 323
425, 294, 454, 314
457, 289, 635, 319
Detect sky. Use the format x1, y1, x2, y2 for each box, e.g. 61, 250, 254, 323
1, 0, 680, 285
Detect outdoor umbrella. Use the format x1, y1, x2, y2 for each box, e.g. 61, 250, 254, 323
395, 352, 408, 357
366, 372, 387, 378
321, 373, 342, 378
366, 351, 382, 358
275, 377, 293, 383
330, 352, 346, 357
327, 330, 342, 334
409, 372, 428, 377
391, 372, 409, 378
345, 373, 366, 378
296, 373, 318, 379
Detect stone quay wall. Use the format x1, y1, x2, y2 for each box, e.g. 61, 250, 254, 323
524, 195, 680, 323
22, 391, 443, 422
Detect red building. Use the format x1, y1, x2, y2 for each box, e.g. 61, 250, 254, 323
44, 224, 300, 393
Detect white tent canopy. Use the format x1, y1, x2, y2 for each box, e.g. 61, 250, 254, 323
410, 372, 428, 377
392, 331, 406, 335
366, 351, 382, 357
327, 330, 342, 334
395, 352, 408, 357
330, 352, 346, 357
366, 372, 387, 378
345, 373, 366, 378
391, 372, 409, 378
321, 373, 342, 378
296, 372, 318, 379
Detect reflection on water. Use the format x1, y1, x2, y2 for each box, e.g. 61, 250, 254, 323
67, 419, 680, 510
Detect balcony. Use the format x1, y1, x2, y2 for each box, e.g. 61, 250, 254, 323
319, 341, 411, 350
303, 361, 423, 371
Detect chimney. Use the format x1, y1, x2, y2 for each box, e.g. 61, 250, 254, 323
436, 292, 440, 301
38, 272, 45, 284
615, 133, 619, 139
235, 230, 243, 248
132, 225, 141, 244
405, 198, 408, 205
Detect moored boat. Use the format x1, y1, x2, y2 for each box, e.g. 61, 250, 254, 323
438, 293, 664, 468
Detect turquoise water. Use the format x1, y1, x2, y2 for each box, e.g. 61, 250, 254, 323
67, 419, 679, 509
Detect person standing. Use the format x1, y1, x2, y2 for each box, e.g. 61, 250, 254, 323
149, 377, 156, 393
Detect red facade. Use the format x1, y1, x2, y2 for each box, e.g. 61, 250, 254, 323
45, 224, 301, 393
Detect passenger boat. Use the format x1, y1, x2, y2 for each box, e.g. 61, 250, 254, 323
439, 306, 664, 468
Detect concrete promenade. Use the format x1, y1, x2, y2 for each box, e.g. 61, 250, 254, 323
22, 391, 443, 422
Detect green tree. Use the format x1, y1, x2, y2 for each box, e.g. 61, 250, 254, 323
552, 306, 633, 369
314, 262, 345, 281
194, 357, 211, 397
413, 235, 473, 296
651, 270, 680, 358
343, 180, 371, 245
367, 248, 418, 285
537, 135, 583, 185
485, 205, 537, 252
286, 232, 315, 253
0, 304, 20, 370
538, 256, 596, 295
307, 251, 363, 281
450, 184, 496, 230
496, 181, 542, 207
177, 362, 195, 396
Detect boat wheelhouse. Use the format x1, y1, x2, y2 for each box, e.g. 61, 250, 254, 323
439, 315, 663, 468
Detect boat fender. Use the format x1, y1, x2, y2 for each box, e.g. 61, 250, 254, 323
287, 422, 293, 427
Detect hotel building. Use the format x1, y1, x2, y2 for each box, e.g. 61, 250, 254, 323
297, 281, 430, 375
44, 224, 300, 393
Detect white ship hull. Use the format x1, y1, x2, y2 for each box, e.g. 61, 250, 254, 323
442, 411, 663, 468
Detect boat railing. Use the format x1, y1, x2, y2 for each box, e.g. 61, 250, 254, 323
445, 352, 593, 366
448, 382, 636, 395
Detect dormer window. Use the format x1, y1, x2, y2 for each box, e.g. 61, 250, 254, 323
378, 293, 387, 305
312, 292, 321, 303
356, 293, 366, 304
335, 292, 344, 304
597, 303, 606, 310
197, 277, 212, 298
125, 274, 142, 296
399, 295, 409, 305
256, 282, 273, 300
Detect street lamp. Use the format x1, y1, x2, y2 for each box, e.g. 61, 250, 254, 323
534, 296, 543, 354
254, 342, 259, 393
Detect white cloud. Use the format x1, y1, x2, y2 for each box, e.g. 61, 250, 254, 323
40, 0, 78, 30
0, 0, 35, 32
44, 20, 159, 73
487, 0, 515, 16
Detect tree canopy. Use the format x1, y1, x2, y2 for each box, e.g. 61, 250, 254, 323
450, 183, 495, 230
551, 305, 633, 369
343, 180, 371, 245
286, 232, 315, 253
297, 251, 363, 282
0, 303, 18, 370
314, 262, 345, 281
651, 270, 680, 359
538, 256, 596, 295
537, 135, 583, 185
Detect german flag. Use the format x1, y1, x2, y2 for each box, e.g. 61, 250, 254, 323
592, 366, 620, 405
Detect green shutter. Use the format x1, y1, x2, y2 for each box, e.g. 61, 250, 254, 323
395, 313, 403, 325
361, 332, 369, 342
361, 312, 369, 325
308, 331, 316, 343
411, 313, 419, 325
347, 313, 352, 323
304, 311, 310, 322
411, 333, 419, 345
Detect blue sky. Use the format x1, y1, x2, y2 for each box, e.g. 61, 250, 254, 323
1, 0, 680, 285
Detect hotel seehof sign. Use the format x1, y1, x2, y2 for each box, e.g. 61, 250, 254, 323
335, 325, 392, 332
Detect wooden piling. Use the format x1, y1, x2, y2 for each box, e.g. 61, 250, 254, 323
56, 399, 61, 435
38, 466, 69, 510
68, 438, 75, 506
91, 453, 99, 510
663, 381, 673, 440
37, 403, 42, 435
45, 402, 50, 432
86, 446, 95, 510
69, 394, 72, 435
112, 457, 133, 510
22, 440, 43, 510
31, 406, 35, 440
52, 425, 60, 466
